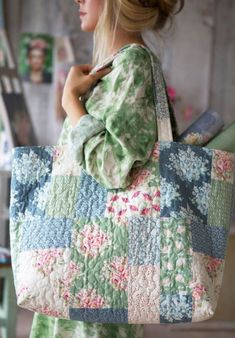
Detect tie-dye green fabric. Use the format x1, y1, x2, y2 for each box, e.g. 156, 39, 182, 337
30, 312, 144, 338
58, 44, 158, 189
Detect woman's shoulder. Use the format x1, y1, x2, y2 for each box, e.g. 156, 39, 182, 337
112, 43, 157, 69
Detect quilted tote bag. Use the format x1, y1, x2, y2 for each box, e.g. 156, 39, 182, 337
9, 45, 235, 324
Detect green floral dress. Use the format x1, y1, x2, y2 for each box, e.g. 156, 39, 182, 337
29, 43, 178, 338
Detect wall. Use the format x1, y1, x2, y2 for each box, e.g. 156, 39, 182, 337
4, 0, 235, 141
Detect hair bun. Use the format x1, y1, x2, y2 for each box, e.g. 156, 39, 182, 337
158, 0, 184, 14
153, 0, 185, 30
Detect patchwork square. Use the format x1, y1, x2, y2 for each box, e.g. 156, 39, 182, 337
70, 217, 128, 309
21, 216, 73, 250
160, 294, 192, 323
191, 252, 225, 322
208, 180, 234, 228
128, 217, 160, 265
16, 248, 72, 318
75, 170, 108, 218
46, 175, 80, 218
10, 175, 51, 219
104, 185, 161, 220
190, 220, 229, 259
11, 146, 53, 185
69, 308, 128, 323
10, 147, 53, 220
128, 265, 160, 323
159, 142, 212, 221
211, 150, 234, 183
160, 217, 193, 294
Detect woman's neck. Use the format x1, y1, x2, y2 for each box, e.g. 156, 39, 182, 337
107, 28, 147, 56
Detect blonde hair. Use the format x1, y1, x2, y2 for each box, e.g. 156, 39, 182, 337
92, 0, 184, 66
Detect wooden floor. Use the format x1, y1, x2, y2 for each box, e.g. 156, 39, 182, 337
11, 308, 235, 338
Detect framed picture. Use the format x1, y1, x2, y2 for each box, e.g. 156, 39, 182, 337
18, 32, 54, 84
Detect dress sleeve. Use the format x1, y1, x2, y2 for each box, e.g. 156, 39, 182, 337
68, 47, 157, 189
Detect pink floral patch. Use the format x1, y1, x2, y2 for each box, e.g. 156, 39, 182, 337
76, 288, 105, 308
212, 150, 234, 183
59, 260, 82, 302
105, 188, 160, 219
58, 265, 82, 306
102, 256, 128, 291
33, 249, 64, 275
206, 257, 224, 278
33, 249, 82, 306
27, 303, 65, 318
39, 306, 65, 318
79, 223, 110, 258
192, 283, 207, 301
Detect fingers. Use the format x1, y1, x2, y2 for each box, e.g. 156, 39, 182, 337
70, 64, 112, 79
89, 67, 112, 82
67, 64, 112, 92
71, 64, 93, 74
79, 64, 93, 73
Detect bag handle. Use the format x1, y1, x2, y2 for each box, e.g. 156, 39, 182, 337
138, 44, 173, 142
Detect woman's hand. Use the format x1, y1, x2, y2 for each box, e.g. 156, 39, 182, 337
61, 64, 112, 112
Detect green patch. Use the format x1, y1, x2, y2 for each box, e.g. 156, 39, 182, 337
45, 175, 80, 218
208, 179, 234, 228
70, 217, 128, 308
160, 217, 193, 294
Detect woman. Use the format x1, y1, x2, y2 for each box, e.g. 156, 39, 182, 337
30, 0, 184, 337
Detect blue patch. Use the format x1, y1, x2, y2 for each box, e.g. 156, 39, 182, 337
159, 142, 212, 223
11, 146, 53, 185
20, 216, 73, 251
10, 146, 53, 219
128, 217, 160, 265
190, 221, 229, 259
12, 146, 54, 165
160, 293, 192, 323
75, 170, 108, 218
69, 308, 128, 323
10, 175, 52, 219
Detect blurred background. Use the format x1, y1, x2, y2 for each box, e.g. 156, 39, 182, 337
0, 0, 235, 337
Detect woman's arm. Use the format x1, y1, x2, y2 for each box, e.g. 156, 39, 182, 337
68, 46, 157, 190
61, 64, 112, 127
63, 92, 87, 127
